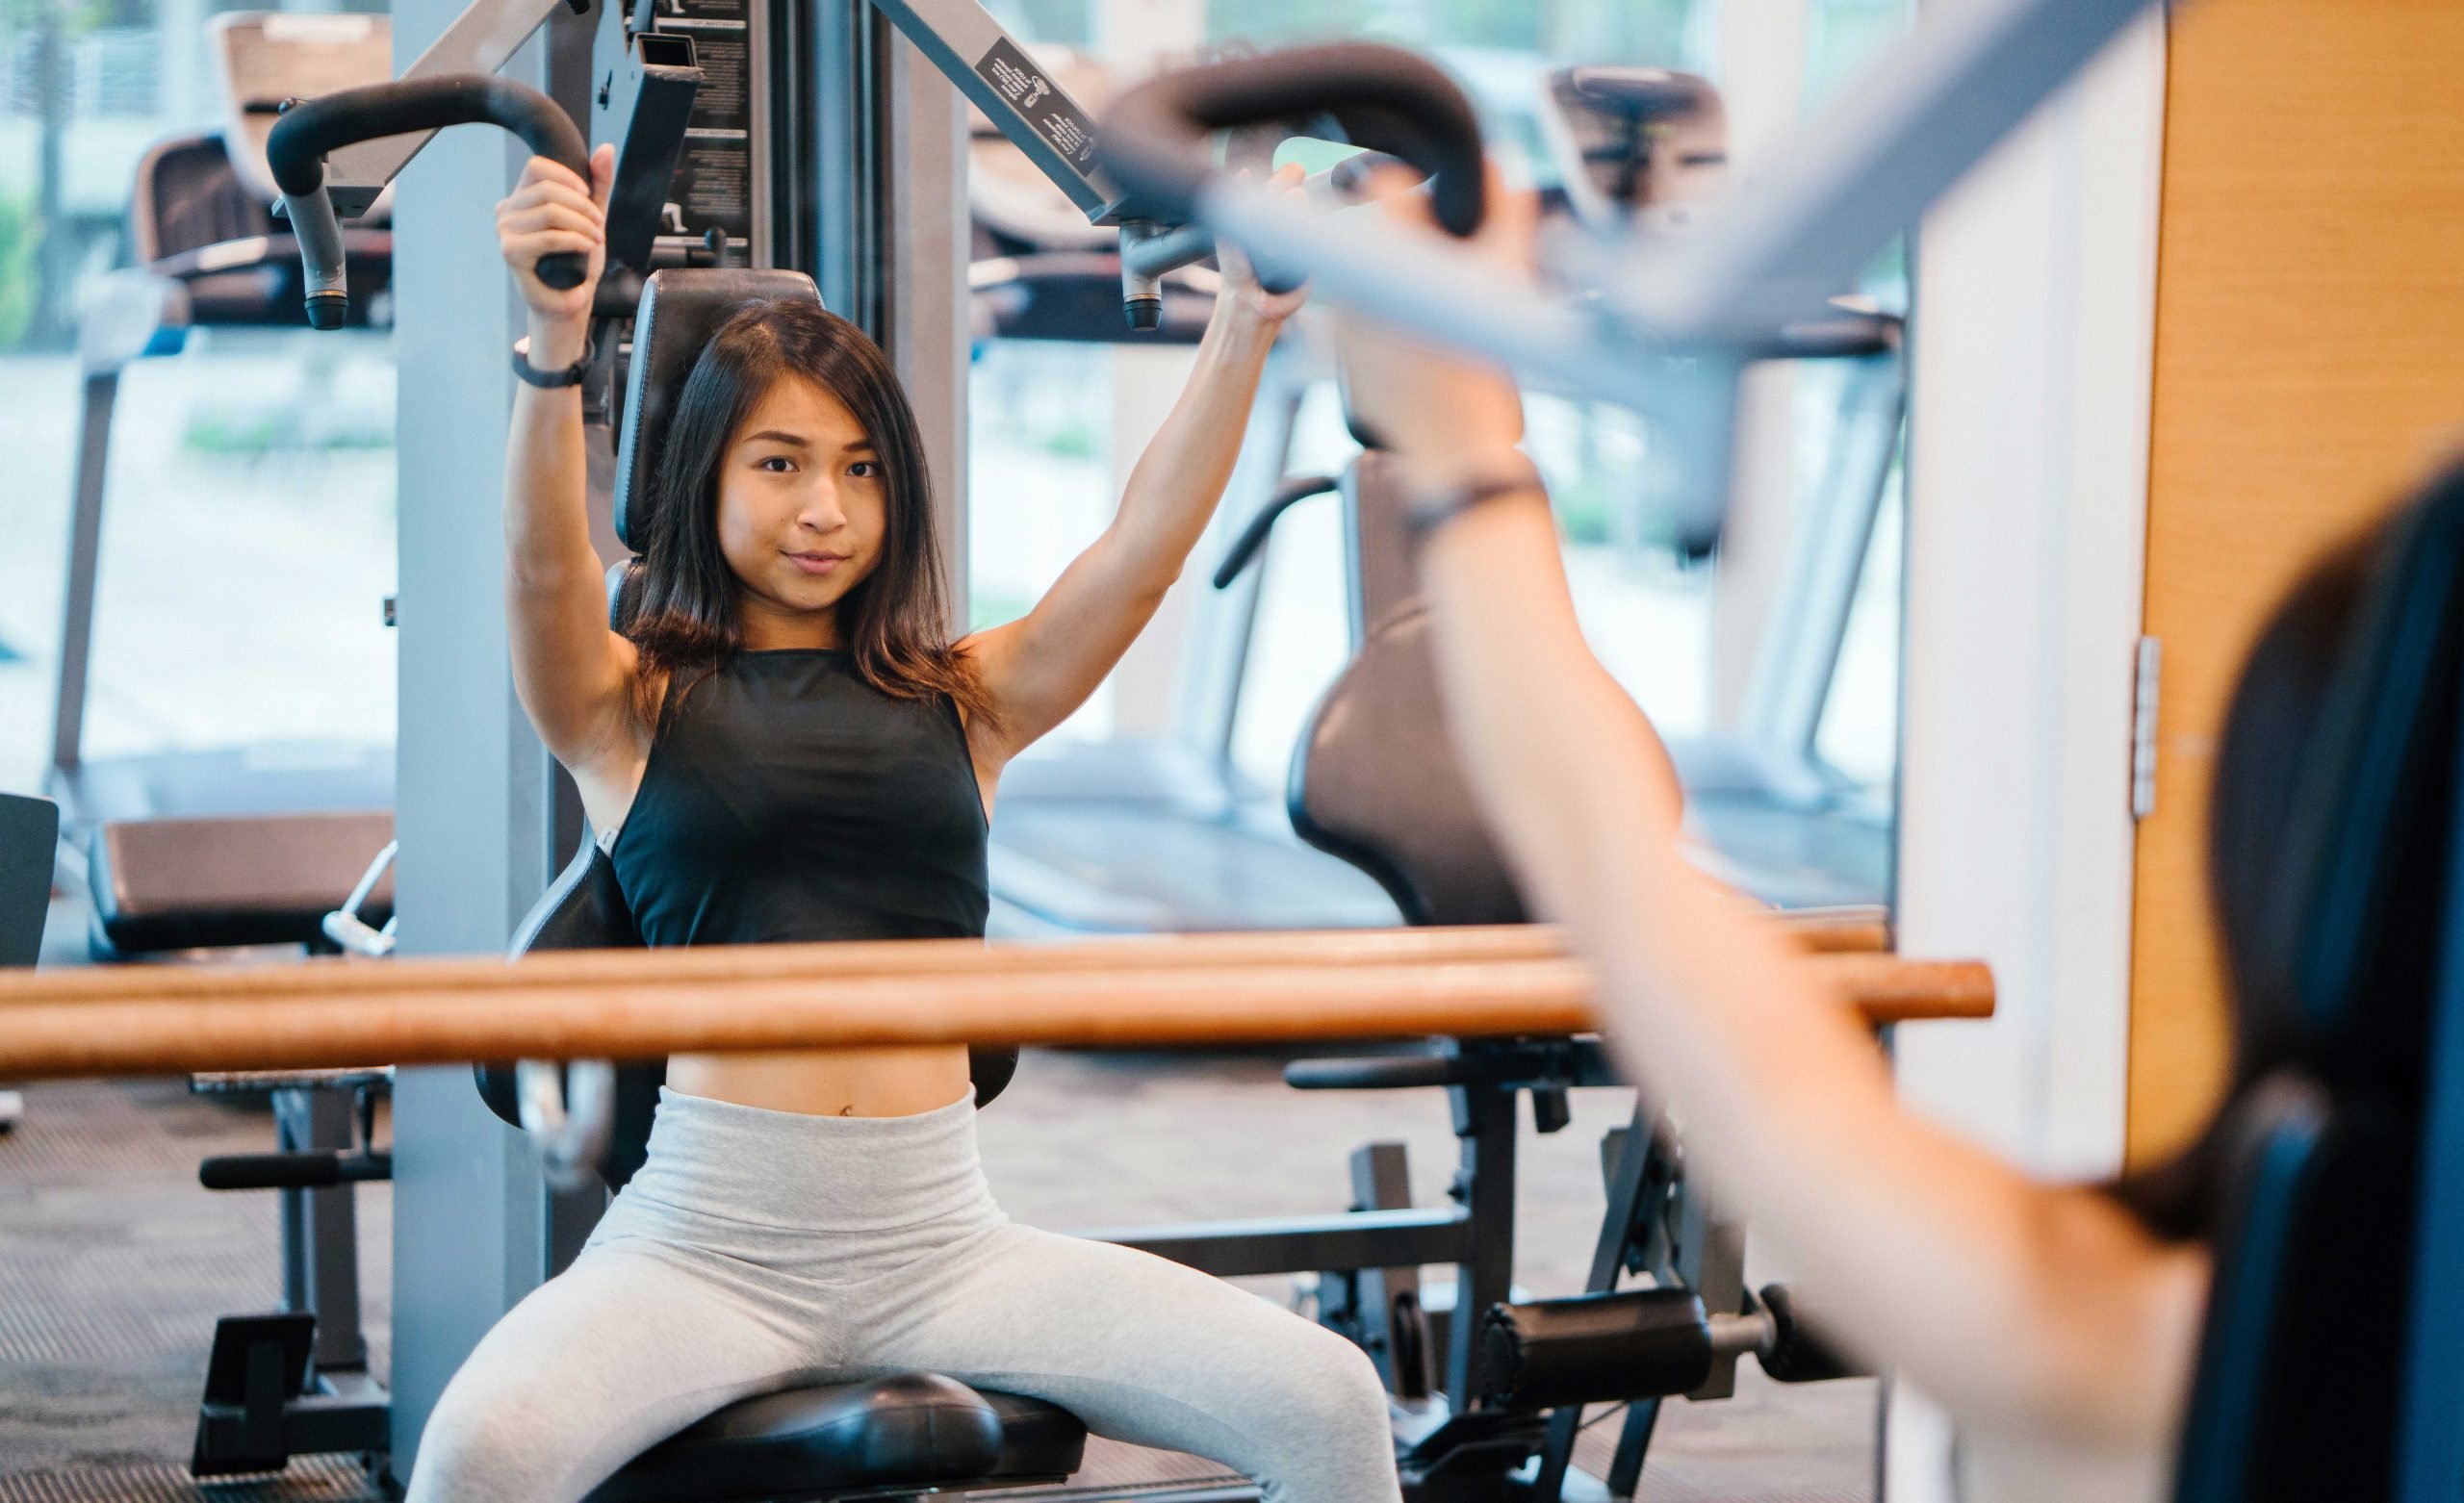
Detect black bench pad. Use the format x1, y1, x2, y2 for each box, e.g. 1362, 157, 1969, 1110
586, 1372, 1087, 1502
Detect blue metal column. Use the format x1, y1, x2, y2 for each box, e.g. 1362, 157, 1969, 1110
382, 0, 565, 1476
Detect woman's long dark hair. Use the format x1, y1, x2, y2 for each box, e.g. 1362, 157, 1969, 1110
2206, 531, 2382, 1062
625, 298, 988, 726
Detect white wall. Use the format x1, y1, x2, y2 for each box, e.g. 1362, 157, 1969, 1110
1886, 7, 2168, 1495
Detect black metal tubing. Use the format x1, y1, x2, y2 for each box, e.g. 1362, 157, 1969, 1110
1534, 1106, 1669, 1496
267, 74, 589, 325
1285, 1039, 1621, 1093
1212, 473, 1339, 589
267, 73, 588, 202
194, 1385, 390, 1465
199, 1150, 393, 1191
1445, 1080, 1521, 1406
1093, 1205, 1473, 1281
1097, 43, 1487, 238
1090, 1040, 1552, 1423
597, 35, 702, 276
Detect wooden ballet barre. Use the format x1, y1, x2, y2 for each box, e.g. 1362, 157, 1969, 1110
0, 911, 1889, 1009
0, 948, 1988, 1081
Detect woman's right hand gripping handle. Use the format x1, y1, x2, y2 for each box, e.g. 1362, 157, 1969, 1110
498, 143, 616, 358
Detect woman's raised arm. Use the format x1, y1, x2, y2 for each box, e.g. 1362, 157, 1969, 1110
496, 146, 645, 797
1330, 167, 2209, 1456
960, 169, 1310, 766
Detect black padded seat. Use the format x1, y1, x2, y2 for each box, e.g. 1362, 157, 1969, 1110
89, 807, 393, 955
587, 1374, 1087, 1503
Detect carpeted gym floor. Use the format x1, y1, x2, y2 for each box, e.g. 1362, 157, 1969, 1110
1, 904, 1876, 1502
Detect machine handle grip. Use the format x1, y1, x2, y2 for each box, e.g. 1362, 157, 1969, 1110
517, 1057, 615, 1192
268, 74, 590, 327
1756, 1283, 1870, 1383
199, 1151, 393, 1190
1212, 473, 1340, 588
1097, 43, 1487, 240
1285, 1055, 1461, 1090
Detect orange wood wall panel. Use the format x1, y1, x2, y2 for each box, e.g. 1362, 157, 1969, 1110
2130, 0, 2464, 1164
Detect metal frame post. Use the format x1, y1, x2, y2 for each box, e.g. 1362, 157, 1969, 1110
275, 1088, 369, 1374
1530, 1107, 1669, 1497
51, 370, 121, 785
1442, 1071, 1521, 1409
881, 22, 972, 620
384, 0, 572, 1470
1172, 357, 1308, 773
1735, 347, 1907, 782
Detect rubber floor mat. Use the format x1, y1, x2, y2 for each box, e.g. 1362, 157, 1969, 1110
0, 1455, 384, 1502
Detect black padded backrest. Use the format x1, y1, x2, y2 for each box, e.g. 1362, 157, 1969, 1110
614, 268, 823, 552
479, 828, 1023, 1187
608, 556, 646, 631
2172, 1077, 2411, 1503
475, 836, 664, 1188
133, 132, 272, 265
0, 793, 58, 967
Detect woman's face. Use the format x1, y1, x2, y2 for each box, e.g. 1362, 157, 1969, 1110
713, 375, 889, 638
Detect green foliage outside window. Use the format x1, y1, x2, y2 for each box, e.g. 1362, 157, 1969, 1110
0, 194, 39, 350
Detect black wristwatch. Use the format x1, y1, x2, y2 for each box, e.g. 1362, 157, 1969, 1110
512, 335, 594, 389
1403, 454, 1547, 540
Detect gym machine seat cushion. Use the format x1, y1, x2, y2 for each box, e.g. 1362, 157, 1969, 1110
127, 131, 393, 329
1287, 451, 1527, 928
585, 1373, 1087, 1503
90, 809, 393, 955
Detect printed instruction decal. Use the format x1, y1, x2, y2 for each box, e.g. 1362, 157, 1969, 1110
976, 37, 1098, 175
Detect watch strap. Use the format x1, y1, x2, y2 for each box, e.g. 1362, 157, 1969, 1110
512, 335, 594, 390
1403, 455, 1547, 539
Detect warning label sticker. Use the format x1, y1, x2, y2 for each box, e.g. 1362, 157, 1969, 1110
975, 37, 1098, 174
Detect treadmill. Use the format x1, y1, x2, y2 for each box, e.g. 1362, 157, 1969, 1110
51, 12, 397, 958
962, 48, 1399, 936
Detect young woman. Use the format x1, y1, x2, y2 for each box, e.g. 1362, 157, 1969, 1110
406, 147, 1400, 1503
1325, 168, 2379, 1501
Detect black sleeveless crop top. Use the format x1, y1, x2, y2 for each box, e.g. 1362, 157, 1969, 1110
609, 650, 990, 947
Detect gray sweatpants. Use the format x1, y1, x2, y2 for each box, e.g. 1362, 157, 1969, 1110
406, 1088, 1401, 1502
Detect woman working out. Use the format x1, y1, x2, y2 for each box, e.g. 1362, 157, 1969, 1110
1329, 169, 2369, 1502
407, 148, 1399, 1502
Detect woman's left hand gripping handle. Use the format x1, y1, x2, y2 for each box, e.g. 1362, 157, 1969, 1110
499, 143, 616, 328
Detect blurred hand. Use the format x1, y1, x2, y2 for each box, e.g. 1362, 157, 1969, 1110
1329, 160, 1539, 484
1217, 163, 1312, 326
497, 143, 615, 327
